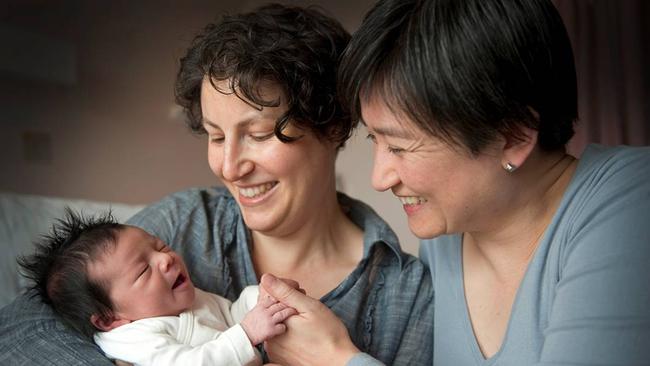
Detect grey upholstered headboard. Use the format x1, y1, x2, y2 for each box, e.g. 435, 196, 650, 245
0, 192, 145, 308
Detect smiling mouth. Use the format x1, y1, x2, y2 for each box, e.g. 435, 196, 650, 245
172, 273, 186, 289
399, 196, 428, 205
238, 182, 278, 198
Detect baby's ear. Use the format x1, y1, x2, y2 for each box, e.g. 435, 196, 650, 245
90, 313, 131, 332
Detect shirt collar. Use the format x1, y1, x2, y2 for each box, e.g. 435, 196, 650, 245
337, 192, 407, 269
220, 187, 407, 270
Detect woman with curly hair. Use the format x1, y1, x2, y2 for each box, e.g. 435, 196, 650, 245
0, 4, 432, 365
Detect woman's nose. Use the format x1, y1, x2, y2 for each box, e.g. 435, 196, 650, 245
221, 140, 254, 182
371, 150, 400, 192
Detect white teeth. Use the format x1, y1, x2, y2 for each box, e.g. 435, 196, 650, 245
239, 182, 276, 198
399, 196, 428, 205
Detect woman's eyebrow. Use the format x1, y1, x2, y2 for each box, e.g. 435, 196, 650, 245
201, 118, 220, 130
369, 125, 414, 139
202, 116, 268, 130
360, 118, 414, 139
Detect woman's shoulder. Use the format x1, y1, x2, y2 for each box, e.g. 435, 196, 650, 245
537, 147, 650, 363
128, 187, 236, 224
126, 186, 240, 245
552, 144, 650, 265
575, 144, 650, 184
563, 144, 650, 211
136, 186, 234, 212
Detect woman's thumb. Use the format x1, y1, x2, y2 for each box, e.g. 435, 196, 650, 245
261, 273, 316, 312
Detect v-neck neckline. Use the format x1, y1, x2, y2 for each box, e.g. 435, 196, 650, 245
455, 234, 540, 364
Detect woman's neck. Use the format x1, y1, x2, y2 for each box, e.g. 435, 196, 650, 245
464, 150, 578, 280
249, 193, 363, 291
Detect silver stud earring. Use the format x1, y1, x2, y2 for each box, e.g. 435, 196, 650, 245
504, 162, 517, 173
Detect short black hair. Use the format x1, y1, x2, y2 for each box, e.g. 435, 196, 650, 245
18, 208, 123, 339
339, 0, 577, 154
175, 3, 353, 147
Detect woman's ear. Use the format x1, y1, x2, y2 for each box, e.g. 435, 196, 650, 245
500, 125, 538, 172
90, 313, 131, 332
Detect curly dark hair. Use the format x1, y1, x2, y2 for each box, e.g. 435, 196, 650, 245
175, 3, 353, 147
17, 208, 123, 339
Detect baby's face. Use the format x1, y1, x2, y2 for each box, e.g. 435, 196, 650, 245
89, 226, 195, 321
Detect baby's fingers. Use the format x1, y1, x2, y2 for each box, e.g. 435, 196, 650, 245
272, 306, 298, 323
258, 295, 278, 308
267, 301, 294, 315
266, 301, 289, 312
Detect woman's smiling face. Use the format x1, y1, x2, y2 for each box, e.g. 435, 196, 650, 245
200, 78, 339, 237
361, 95, 506, 239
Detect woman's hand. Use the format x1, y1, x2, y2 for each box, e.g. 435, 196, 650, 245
258, 277, 304, 301
260, 273, 360, 366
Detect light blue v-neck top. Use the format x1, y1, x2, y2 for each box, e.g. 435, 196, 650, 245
419, 144, 650, 365
349, 144, 650, 366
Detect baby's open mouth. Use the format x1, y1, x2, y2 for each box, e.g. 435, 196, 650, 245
172, 273, 186, 289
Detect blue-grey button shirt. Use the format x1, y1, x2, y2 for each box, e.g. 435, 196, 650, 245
0, 187, 433, 365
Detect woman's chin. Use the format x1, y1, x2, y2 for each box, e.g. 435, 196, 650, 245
408, 220, 443, 240
242, 213, 281, 234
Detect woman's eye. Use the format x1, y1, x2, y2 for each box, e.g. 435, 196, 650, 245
250, 132, 275, 142
366, 134, 403, 154
210, 137, 224, 144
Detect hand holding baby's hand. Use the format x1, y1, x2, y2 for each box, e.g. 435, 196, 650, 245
258, 277, 305, 301
240, 296, 298, 346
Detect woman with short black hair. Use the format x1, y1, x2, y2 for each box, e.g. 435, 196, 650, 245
262, 1, 650, 365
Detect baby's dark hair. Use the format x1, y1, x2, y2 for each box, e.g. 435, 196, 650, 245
18, 208, 124, 339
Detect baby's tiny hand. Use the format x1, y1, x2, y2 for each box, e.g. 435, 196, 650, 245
240, 296, 298, 346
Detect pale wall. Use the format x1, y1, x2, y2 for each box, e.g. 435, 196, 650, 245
0, 0, 421, 255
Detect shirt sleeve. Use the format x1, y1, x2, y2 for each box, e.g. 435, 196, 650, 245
230, 286, 259, 324
355, 249, 434, 365
537, 149, 650, 365
95, 319, 261, 366
385, 258, 434, 365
